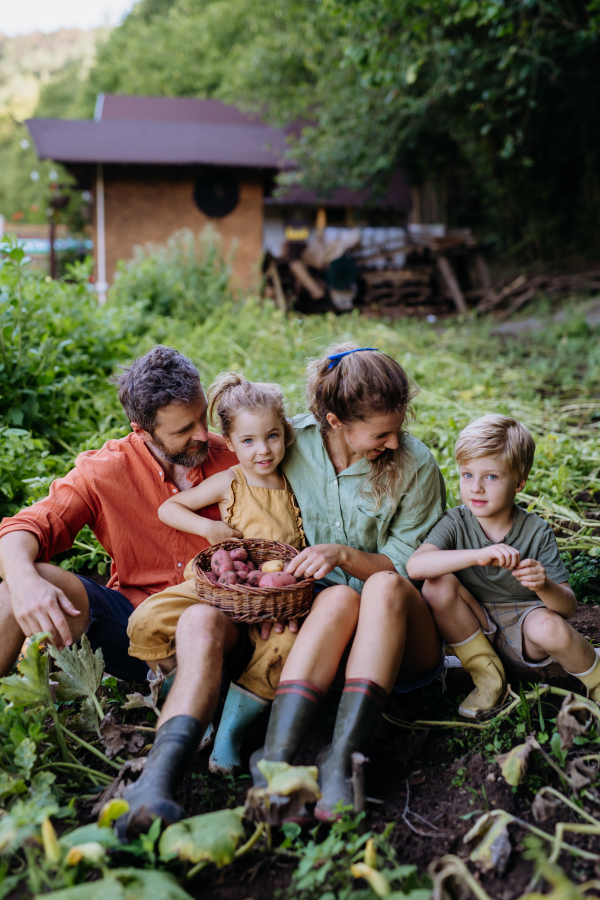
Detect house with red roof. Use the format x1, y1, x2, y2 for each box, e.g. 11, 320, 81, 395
27, 94, 411, 300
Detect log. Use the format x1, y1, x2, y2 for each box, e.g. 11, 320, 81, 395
437, 256, 469, 314
266, 260, 287, 313
289, 259, 326, 300
475, 254, 492, 295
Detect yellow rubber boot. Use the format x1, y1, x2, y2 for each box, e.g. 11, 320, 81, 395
448, 629, 507, 719
571, 649, 600, 702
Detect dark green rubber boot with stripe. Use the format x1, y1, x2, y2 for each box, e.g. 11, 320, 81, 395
315, 678, 388, 822
250, 680, 322, 787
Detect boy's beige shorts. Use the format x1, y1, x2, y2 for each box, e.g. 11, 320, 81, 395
479, 598, 554, 669
127, 559, 296, 701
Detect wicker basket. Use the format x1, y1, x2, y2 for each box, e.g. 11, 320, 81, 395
192, 538, 315, 624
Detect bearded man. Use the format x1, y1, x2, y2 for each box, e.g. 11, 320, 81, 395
0, 346, 255, 833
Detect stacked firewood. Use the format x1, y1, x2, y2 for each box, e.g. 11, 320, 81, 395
477, 271, 600, 320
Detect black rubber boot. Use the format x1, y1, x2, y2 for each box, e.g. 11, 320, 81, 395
115, 715, 204, 841
250, 680, 322, 787
315, 679, 388, 822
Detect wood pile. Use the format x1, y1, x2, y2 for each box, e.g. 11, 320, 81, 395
477, 271, 600, 320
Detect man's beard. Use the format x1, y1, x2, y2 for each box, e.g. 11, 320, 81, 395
149, 436, 209, 468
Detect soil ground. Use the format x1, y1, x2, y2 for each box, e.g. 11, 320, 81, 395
81, 601, 600, 900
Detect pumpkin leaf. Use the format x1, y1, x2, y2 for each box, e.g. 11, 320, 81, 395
464, 810, 513, 873
99, 711, 145, 760
555, 693, 592, 751
59, 823, 121, 851
245, 761, 321, 825
14, 737, 37, 780
159, 808, 246, 867
34, 867, 194, 900
0, 633, 53, 711
49, 636, 105, 726
496, 734, 538, 786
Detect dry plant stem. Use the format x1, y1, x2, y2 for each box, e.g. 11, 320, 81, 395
37, 761, 113, 785
186, 861, 209, 880
234, 822, 266, 858
432, 855, 493, 900
403, 779, 445, 838
384, 684, 597, 731
537, 786, 600, 827
62, 726, 122, 771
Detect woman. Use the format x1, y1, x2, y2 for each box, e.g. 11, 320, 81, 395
251, 343, 446, 821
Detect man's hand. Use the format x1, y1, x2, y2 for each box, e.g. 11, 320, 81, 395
11, 572, 81, 650
286, 544, 343, 581
476, 543, 521, 570
512, 559, 547, 592
204, 520, 243, 545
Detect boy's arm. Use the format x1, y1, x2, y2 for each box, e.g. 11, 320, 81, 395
407, 542, 521, 580
512, 560, 577, 618
158, 470, 242, 544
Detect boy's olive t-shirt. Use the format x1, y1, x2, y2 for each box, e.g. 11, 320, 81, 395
424, 505, 569, 606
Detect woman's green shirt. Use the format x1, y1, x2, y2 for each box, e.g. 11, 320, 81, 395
281, 414, 446, 594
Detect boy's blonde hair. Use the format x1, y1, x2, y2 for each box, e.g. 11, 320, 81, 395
455, 415, 535, 483
208, 372, 294, 446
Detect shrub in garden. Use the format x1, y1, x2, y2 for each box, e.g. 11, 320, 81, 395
0, 235, 147, 519
109, 226, 235, 320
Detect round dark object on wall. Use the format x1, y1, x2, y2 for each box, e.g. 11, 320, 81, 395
193, 168, 239, 218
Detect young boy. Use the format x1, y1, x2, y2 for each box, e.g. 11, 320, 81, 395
407, 414, 599, 718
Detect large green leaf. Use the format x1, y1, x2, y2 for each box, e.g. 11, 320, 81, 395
49, 636, 104, 711
36, 868, 194, 900
159, 808, 246, 867
58, 823, 121, 851
0, 634, 53, 711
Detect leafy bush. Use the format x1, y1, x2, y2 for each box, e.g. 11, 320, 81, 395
110, 227, 235, 320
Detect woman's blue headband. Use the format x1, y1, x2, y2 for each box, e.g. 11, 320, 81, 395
327, 347, 379, 370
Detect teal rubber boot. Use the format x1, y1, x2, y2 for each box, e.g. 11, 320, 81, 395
209, 683, 269, 775
315, 679, 388, 822
250, 680, 322, 787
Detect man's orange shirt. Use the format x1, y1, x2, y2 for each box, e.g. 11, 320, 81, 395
0, 432, 237, 608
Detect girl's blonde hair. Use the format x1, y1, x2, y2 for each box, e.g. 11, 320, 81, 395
306, 342, 417, 509
208, 372, 294, 446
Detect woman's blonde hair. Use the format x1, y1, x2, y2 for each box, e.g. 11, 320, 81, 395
208, 372, 294, 446
305, 342, 417, 509
455, 415, 535, 483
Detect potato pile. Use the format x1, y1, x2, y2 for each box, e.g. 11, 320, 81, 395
207, 547, 298, 589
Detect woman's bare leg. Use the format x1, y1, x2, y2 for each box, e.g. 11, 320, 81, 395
278, 585, 360, 690
346, 571, 442, 691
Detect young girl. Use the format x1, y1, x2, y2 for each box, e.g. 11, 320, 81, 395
126, 373, 305, 775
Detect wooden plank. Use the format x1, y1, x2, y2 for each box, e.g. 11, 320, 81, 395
437, 256, 469, 314
289, 260, 326, 300
267, 260, 287, 313
475, 254, 492, 295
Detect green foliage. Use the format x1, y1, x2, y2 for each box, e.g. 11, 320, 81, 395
40, 868, 195, 900
562, 552, 600, 604
83, 0, 600, 256
280, 814, 430, 900
110, 227, 234, 320
159, 808, 246, 867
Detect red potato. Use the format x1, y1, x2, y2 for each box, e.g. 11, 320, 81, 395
233, 560, 251, 576
211, 549, 234, 576
218, 571, 239, 586
229, 547, 248, 562
259, 572, 297, 589
246, 570, 263, 588
245, 560, 255, 571
206, 572, 219, 585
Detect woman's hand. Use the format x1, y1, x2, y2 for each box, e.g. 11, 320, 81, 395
286, 544, 344, 581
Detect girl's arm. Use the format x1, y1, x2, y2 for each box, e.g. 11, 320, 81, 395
158, 470, 242, 544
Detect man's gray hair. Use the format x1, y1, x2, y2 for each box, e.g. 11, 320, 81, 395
112, 345, 203, 434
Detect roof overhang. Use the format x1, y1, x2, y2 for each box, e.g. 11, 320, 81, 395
26, 117, 288, 168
